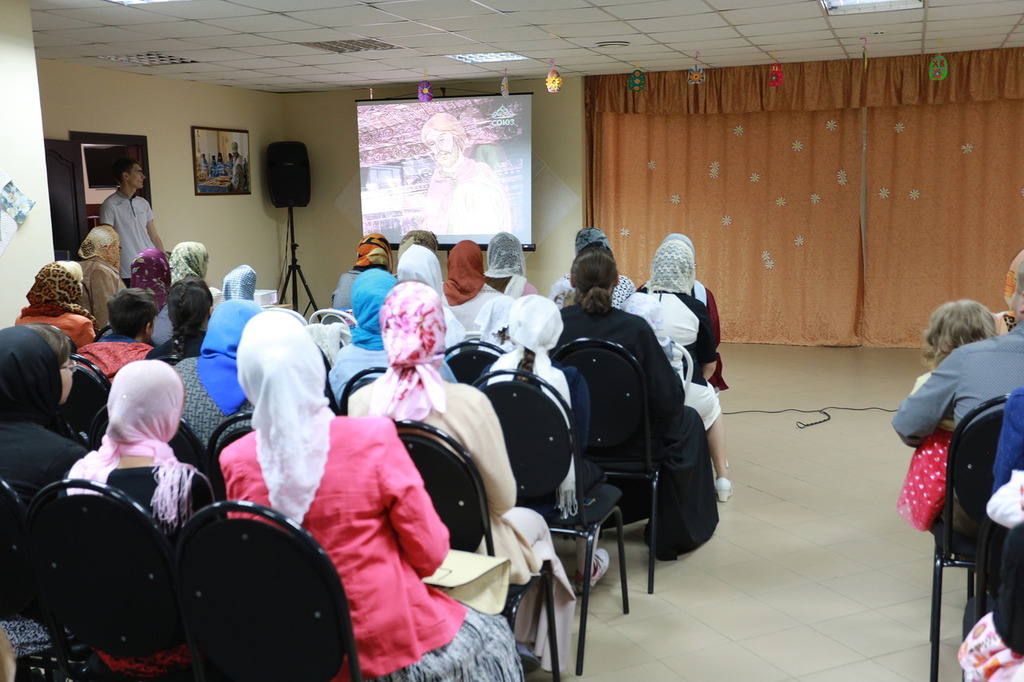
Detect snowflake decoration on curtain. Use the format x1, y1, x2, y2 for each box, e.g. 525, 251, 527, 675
810, 193, 821, 204
761, 251, 772, 261
909, 189, 921, 200
733, 125, 744, 136
775, 196, 786, 207
750, 172, 761, 183
825, 120, 838, 131
648, 161, 656, 170
836, 170, 848, 185
878, 188, 891, 198
620, 227, 630, 237
709, 161, 721, 179
721, 215, 732, 226
764, 259, 776, 270
794, 235, 805, 246
961, 143, 974, 154
894, 122, 906, 133
1020, 188, 1024, 197
669, 194, 681, 204
791, 141, 804, 152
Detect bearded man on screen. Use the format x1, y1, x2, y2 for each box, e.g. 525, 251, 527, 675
420, 113, 511, 236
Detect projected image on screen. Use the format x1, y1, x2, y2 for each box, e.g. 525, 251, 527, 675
357, 94, 532, 247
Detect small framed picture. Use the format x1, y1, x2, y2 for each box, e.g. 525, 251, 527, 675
191, 126, 250, 195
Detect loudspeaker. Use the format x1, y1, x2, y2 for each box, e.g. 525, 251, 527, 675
266, 141, 310, 208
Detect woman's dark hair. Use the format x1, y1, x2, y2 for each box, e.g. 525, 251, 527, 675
23, 323, 72, 365
168, 278, 213, 356
571, 247, 618, 315
516, 348, 536, 374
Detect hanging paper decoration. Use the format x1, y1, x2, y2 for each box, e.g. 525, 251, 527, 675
688, 51, 705, 85
418, 80, 433, 102
500, 68, 509, 97
769, 61, 784, 87
861, 37, 868, 70
628, 68, 646, 92
546, 60, 562, 93
929, 54, 948, 81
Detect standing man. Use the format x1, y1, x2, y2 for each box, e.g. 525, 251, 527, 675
100, 157, 164, 280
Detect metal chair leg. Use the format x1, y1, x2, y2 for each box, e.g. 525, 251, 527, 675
929, 549, 944, 682
542, 562, 560, 682
614, 508, 629, 615
647, 473, 659, 594
575, 533, 596, 676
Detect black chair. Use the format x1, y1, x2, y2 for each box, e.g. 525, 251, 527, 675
395, 420, 561, 680
205, 412, 253, 501
56, 354, 110, 442
93, 325, 111, 343
444, 340, 505, 384
337, 367, 387, 416
475, 369, 629, 676
176, 500, 362, 682
26, 479, 187, 681
88, 408, 207, 471
971, 516, 1008, 625
928, 394, 1007, 682
553, 338, 660, 594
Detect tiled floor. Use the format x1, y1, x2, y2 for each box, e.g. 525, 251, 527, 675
528, 342, 971, 681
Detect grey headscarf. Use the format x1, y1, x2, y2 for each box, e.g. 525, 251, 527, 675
575, 227, 611, 254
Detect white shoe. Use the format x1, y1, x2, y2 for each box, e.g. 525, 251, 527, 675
715, 477, 733, 502
574, 548, 610, 594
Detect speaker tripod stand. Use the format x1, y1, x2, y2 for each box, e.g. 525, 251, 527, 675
279, 206, 318, 315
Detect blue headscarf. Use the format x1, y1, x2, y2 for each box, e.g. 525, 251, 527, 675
350, 269, 397, 351
196, 300, 262, 415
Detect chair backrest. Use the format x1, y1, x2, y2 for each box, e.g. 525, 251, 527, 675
88, 409, 206, 471
205, 412, 254, 501
176, 501, 362, 682
474, 369, 577, 501
93, 325, 112, 343
444, 340, 505, 384
57, 354, 110, 440
27, 480, 181, 661
338, 367, 387, 416
309, 308, 357, 327
947, 394, 1008, 524
0, 477, 34, 617
395, 421, 494, 555
552, 338, 650, 460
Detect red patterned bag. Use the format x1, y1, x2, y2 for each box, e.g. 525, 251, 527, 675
897, 428, 953, 531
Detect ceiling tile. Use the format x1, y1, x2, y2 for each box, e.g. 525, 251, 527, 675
286, 5, 406, 27
229, 0, 358, 9
130, 1, 268, 20
721, 3, 826, 23
738, 18, 831, 36
378, 0, 496, 21
604, 1, 714, 20
184, 33, 285, 47
30, 11, 99, 31
44, 5, 171, 25
629, 13, 730, 31
929, 2, 1024, 19
201, 13, 319, 33
130, 20, 239, 39
40, 25, 164, 43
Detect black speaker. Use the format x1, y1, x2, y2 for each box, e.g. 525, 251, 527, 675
266, 141, 310, 208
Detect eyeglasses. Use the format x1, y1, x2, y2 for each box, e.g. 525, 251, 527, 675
60, 360, 78, 373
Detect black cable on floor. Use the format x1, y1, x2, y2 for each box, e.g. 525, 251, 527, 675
722, 405, 897, 429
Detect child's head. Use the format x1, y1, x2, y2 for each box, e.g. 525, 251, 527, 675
922, 299, 995, 368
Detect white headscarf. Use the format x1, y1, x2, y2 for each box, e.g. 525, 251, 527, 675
236, 310, 333, 524
662, 233, 707, 303
490, 295, 577, 516
485, 232, 528, 298
650, 239, 696, 295
474, 294, 516, 351
397, 244, 466, 347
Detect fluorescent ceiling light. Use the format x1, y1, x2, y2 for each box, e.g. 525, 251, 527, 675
447, 52, 529, 64
821, 0, 923, 15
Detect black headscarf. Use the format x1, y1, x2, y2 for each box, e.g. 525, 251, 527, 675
0, 326, 63, 426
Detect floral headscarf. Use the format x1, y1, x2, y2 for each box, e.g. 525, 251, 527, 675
21, 262, 99, 331
169, 241, 210, 284
78, 225, 119, 269
444, 240, 486, 306
355, 233, 393, 271
369, 281, 448, 421
130, 248, 171, 310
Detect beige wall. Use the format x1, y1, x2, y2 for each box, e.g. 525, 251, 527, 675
36, 59, 287, 296
34, 57, 586, 314
0, 0, 55, 325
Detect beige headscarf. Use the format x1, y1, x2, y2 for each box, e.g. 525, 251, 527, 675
78, 225, 119, 269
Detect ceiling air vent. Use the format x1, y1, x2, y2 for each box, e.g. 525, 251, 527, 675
300, 39, 398, 54
97, 52, 196, 66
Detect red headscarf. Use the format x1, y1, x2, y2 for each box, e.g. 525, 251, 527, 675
443, 240, 485, 306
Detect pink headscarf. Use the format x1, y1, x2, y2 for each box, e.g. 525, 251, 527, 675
369, 281, 448, 421
68, 360, 197, 530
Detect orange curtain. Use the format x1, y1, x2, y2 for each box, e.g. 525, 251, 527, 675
596, 108, 863, 346
863, 99, 1024, 346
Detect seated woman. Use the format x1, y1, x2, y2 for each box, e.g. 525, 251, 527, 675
558, 247, 718, 560
484, 232, 537, 298
475, 295, 516, 352
332, 233, 392, 310
645, 239, 733, 501
348, 282, 571, 673
175, 300, 262, 446
444, 240, 505, 333
222, 264, 257, 302
396, 229, 438, 261
221, 310, 523, 682
147, 278, 213, 360
328, 269, 398, 403
77, 225, 125, 329
548, 228, 636, 311
15, 261, 98, 348
131, 248, 172, 346
396, 244, 465, 347
169, 241, 224, 308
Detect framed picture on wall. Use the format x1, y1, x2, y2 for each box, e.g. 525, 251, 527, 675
191, 126, 250, 195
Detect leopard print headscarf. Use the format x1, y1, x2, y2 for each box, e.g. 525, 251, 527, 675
21, 262, 100, 332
